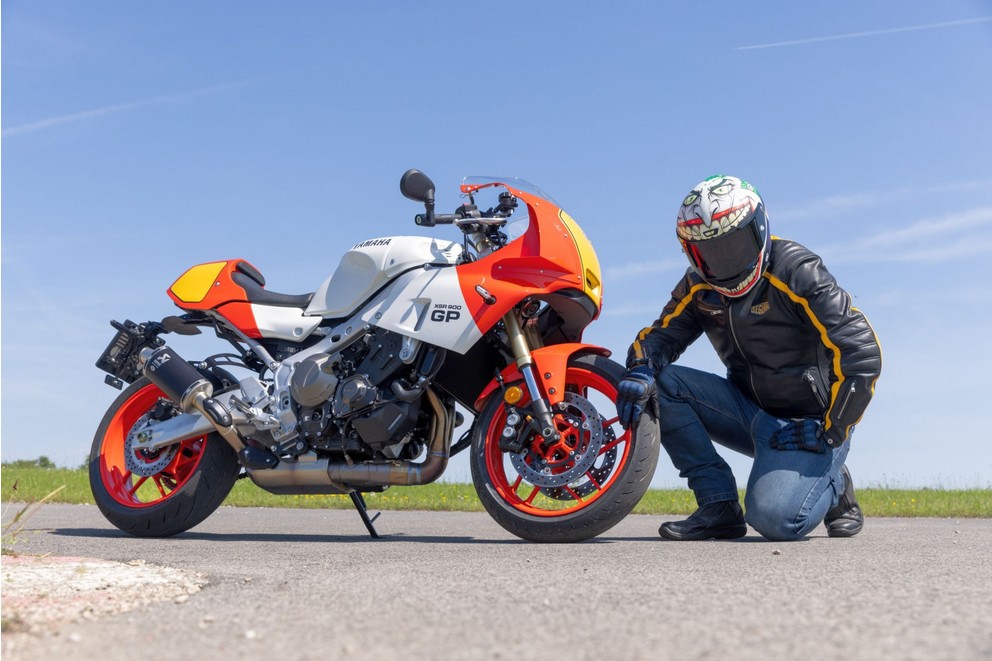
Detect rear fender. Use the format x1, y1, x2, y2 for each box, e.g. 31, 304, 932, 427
472, 343, 611, 411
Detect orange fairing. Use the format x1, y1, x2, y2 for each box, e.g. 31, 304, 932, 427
167, 259, 261, 337
473, 343, 612, 411
455, 182, 604, 335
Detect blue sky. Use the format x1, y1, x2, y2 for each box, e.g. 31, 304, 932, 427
3, 1, 991, 488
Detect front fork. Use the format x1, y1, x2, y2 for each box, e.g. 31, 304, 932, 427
502, 312, 561, 444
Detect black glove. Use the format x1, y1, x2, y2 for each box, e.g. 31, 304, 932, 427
769, 419, 827, 453
616, 364, 657, 430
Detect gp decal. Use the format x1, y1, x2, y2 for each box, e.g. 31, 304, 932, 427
430, 303, 462, 323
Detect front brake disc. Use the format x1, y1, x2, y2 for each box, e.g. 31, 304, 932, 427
509, 392, 605, 488
541, 425, 617, 500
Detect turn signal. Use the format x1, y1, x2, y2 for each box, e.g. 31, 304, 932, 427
503, 386, 524, 405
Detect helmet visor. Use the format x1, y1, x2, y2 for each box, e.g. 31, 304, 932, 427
683, 218, 763, 285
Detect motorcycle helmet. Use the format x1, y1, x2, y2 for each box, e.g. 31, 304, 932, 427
676, 174, 770, 297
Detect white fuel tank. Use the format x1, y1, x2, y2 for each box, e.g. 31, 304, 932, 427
306, 236, 463, 318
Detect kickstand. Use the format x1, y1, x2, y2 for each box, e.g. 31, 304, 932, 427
350, 491, 381, 538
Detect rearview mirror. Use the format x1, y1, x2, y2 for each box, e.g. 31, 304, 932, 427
400, 169, 435, 204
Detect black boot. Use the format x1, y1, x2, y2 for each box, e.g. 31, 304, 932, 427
824, 465, 863, 538
659, 500, 747, 541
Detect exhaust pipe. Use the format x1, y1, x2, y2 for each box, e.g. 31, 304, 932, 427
328, 388, 454, 486
139, 346, 246, 453
248, 388, 454, 494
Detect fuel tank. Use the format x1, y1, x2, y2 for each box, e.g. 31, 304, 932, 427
306, 236, 462, 318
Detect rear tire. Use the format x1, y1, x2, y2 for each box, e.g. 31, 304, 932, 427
89, 378, 240, 537
470, 354, 659, 542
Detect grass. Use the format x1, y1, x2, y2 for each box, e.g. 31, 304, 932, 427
2, 468, 92, 505
2, 465, 990, 518
2, 484, 66, 555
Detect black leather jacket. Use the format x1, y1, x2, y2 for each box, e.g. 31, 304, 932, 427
627, 237, 882, 443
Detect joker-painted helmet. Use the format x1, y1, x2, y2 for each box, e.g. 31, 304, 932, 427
676, 175, 770, 297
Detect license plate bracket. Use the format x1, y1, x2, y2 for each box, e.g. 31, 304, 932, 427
95, 320, 165, 385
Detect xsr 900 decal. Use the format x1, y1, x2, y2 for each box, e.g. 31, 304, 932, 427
430, 304, 462, 323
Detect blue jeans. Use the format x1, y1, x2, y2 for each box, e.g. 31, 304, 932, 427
655, 365, 850, 541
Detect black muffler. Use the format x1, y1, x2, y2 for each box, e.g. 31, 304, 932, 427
139, 346, 212, 409
139, 345, 245, 453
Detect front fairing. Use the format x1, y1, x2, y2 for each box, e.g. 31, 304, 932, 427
456, 177, 603, 324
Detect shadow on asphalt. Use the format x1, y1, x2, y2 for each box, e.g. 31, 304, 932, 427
48, 527, 543, 545
49, 527, 812, 544
596, 535, 800, 543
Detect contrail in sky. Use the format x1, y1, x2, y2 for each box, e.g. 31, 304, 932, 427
737, 16, 992, 51
1, 79, 260, 137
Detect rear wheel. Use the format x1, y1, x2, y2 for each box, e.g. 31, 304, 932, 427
89, 377, 240, 537
470, 354, 659, 542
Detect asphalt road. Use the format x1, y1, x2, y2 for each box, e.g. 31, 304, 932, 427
2, 504, 991, 661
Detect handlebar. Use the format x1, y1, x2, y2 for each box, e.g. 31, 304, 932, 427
414, 214, 509, 229
414, 191, 516, 236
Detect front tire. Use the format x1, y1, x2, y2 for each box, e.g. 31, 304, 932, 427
89, 377, 240, 537
470, 354, 659, 542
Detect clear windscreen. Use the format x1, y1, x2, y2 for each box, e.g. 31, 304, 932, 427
459, 176, 551, 243
461, 176, 558, 205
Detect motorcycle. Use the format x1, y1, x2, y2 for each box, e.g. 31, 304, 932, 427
90, 171, 660, 542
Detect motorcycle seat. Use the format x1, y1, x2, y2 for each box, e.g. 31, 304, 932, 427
232, 263, 314, 308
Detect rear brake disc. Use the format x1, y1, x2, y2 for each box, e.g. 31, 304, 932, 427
125, 412, 179, 477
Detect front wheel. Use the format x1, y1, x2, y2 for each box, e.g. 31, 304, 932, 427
89, 377, 241, 537
470, 354, 660, 542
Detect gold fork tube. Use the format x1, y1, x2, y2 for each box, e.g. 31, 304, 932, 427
503, 311, 558, 441
503, 312, 534, 371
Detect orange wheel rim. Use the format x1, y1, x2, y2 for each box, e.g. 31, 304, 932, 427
98, 383, 207, 508
484, 367, 631, 517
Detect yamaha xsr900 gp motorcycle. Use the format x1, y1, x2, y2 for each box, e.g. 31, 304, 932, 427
91, 171, 660, 542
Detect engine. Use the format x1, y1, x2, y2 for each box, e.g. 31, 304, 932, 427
289, 329, 442, 461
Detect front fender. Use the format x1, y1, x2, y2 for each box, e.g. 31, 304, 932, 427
472, 343, 612, 411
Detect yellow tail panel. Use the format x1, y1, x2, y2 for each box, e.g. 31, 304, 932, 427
170, 261, 227, 303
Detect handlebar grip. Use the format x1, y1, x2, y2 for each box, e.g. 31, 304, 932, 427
415, 213, 458, 226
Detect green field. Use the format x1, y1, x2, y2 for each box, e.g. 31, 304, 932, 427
2, 465, 990, 518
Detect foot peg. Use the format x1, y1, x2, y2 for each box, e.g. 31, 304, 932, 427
201, 397, 233, 427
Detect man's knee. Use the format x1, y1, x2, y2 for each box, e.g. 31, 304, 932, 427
744, 494, 810, 542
